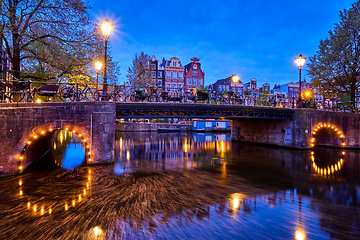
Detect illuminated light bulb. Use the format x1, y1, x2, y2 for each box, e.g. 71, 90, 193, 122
338, 131, 341, 134
324, 169, 327, 175
65, 128, 68, 131
338, 162, 341, 167
335, 165, 338, 171
314, 166, 317, 171
340, 159, 343, 163
41, 207, 44, 215
311, 144, 314, 147
340, 135, 344, 138
311, 151, 314, 155
19, 156, 23, 160
79, 195, 82, 201
33, 205, 37, 212
89, 170, 91, 174
321, 169, 323, 175
88, 159, 92, 162
94, 226, 102, 237
72, 130, 76, 133
233, 198, 240, 209
19, 180, 22, 186
320, 125, 323, 127
27, 141, 31, 145
313, 162, 316, 167
331, 126, 334, 129
88, 151, 91, 155
335, 128, 338, 131
83, 139, 87, 142
342, 142, 345, 146
49, 128, 53, 131
79, 134, 82, 137
72, 200, 75, 207
86, 183, 89, 188
312, 132, 316, 135
49, 208, 52, 214
327, 124, 330, 127
41, 131, 45, 134
18, 166, 23, 170
314, 129, 318, 132
65, 203, 68, 211
34, 135, 38, 139
342, 151, 345, 155
19, 190, 23, 195
311, 156, 314, 161
86, 145, 90, 148
88, 176, 91, 181
27, 202, 30, 209
84, 189, 86, 195
311, 138, 315, 142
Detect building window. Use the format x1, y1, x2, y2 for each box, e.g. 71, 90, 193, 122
193, 70, 197, 76
187, 78, 192, 85
172, 72, 177, 79
198, 79, 202, 86
158, 80, 162, 87
172, 61, 177, 67
205, 122, 212, 127
158, 72, 162, 78
166, 83, 171, 91
172, 84, 177, 90
151, 64, 156, 70
193, 78, 197, 86
179, 83, 183, 89
226, 85, 229, 91
152, 71, 156, 78
289, 87, 293, 92
166, 72, 171, 78
179, 72, 183, 79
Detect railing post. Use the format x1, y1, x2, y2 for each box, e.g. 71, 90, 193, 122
27, 80, 32, 102
76, 83, 79, 101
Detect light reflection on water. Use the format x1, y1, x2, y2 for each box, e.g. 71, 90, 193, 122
53, 130, 85, 169
0, 132, 360, 239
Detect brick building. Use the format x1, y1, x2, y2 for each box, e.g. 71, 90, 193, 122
184, 57, 205, 90
149, 55, 165, 88
164, 57, 184, 92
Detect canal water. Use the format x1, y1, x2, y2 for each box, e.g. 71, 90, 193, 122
0, 131, 360, 239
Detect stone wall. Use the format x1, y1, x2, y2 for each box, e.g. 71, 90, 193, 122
0, 102, 116, 176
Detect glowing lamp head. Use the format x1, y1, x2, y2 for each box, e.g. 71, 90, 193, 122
295, 54, 306, 67
101, 19, 112, 37
95, 61, 102, 71
232, 75, 239, 83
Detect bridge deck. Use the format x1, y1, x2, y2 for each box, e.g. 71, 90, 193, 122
116, 103, 295, 119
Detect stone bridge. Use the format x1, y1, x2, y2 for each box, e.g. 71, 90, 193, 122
1, 102, 359, 176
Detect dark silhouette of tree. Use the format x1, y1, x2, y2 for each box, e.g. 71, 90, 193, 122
308, 1, 360, 106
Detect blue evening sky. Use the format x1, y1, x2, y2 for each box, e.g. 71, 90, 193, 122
88, 0, 355, 88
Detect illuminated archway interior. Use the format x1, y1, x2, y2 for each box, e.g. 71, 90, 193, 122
311, 123, 345, 176
17, 127, 92, 172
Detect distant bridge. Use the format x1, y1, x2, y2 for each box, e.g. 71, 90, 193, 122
116, 103, 295, 119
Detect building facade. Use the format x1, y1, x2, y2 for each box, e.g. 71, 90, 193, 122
164, 57, 184, 92
184, 57, 205, 90
0, 38, 11, 80
149, 55, 165, 88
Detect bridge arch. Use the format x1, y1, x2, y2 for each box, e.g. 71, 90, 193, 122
311, 123, 345, 148
16, 124, 92, 173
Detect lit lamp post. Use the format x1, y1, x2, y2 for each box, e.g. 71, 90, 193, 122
101, 19, 113, 101
95, 61, 102, 92
232, 74, 239, 104
295, 54, 306, 108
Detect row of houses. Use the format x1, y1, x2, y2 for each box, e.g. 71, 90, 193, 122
149, 55, 205, 91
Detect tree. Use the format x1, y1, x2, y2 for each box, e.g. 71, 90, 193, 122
0, 0, 120, 84
126, 52, 154, 88
308, 1, 360, 106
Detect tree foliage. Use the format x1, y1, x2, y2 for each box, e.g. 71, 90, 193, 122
0, 0, 120, 84
126, 52, 154, 88
308, 1, 360, 105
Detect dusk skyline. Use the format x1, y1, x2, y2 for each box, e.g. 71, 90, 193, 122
88, 0, 355, 87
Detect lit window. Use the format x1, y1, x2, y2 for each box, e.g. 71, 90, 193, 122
172, 72, 177, 79
166, 83, 171, 91
193, 78, 197, 86
187, 78, 192, 85
193, 70, 197, 76
179, 72, 183, 79
198, 79, 202, 86
166, 72, 171, 78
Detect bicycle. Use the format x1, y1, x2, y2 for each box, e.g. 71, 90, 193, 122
59, 83, 100, 102
0, 80, 28, 103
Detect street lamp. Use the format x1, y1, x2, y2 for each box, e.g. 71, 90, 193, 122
295, 54, 306, 108
95, 61, 102, 92
101, 19, 113, 101
231, 74, 239, 104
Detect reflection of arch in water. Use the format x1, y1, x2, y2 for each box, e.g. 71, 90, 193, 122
311, 123, 345, 148
17, 127, 92, 173
311, 151, 345, 176
18, 168, 92, 216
